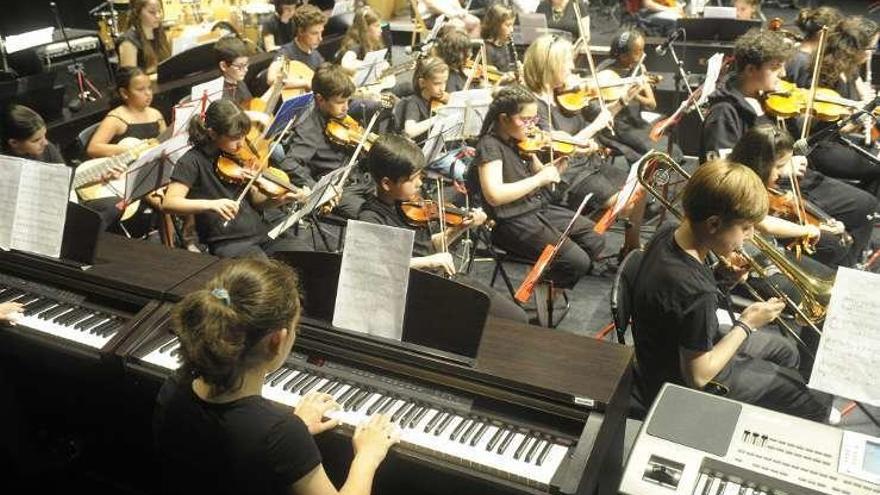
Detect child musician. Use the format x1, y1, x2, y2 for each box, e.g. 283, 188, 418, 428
359, 134, 528, 322
702, 28, 878, 267
279, 63, 374, 219
117, 0, 170, 77
87, 67, 166, 159
435, 28, 477, 93
631, 159, 832, 422
266, 5, 328, 94
162, 99, 307, 258
785, 6, 842, 88
335, 6, 387, 76
154, 257, 398, 495
481, 4, 518, 79
261, 0, 298, 50
469, 85, 605, 292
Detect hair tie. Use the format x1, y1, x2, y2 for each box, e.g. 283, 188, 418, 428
211, 287, 231, 306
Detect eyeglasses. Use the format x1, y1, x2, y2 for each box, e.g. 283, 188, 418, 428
230, 62, 249, 71
518, 115, 539, 127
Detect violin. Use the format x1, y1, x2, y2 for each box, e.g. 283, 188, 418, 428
324, 115, 379, 151
768, 189, 853, 248
215, 137, 300, 199
764, 80, 866, 121
517, 129, 599, 158
430, 91, 450, 113
399, 199, 472, 227
555, 70, 648, 113
464, 60, 503, 85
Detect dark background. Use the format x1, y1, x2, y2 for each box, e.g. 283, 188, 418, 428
1, 0, 105, 36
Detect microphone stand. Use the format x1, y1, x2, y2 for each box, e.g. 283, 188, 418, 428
658, 32, 702, 157
49, 1, 103, 108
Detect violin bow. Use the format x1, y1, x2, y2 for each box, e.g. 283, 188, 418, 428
571, 0, 614, 136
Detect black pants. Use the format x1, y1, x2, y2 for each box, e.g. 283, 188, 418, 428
712, 326, 832, 422
810, 139, 880, 196
492, 204, 605, 289
557, 159, 628, 214
798, 169, 878, 266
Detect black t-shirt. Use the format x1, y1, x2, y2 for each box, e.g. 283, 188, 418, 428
224, 80, 254, 106
154, 371, 322, 495
700, 77, 773, 162
280, 41, 325, 71
446, 69, 468, 93
358, 195, 435, 257
334, 41, 365, 64
485, 41, 514, 73
535, 0, 589, 39
171, 143, 267, 246
261, 15, 295, 47
279, 107, 348, 187
631, 224, 722, 400
400, 94, 431, 138
785, 50, 812, 89
470, 132, 545, 220
117, 27, 164, 73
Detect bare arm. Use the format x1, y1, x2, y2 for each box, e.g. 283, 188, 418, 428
118, 40, 138, 68
162, 182, 240, 221
403, 117, 436, 139
86, 115, 130, 158
477, 158, 557, 207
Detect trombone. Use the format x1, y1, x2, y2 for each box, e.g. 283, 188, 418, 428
635, 151, 834, 355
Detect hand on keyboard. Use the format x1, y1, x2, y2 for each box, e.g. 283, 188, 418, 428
295, 391, 341, 434
354, 414, 400, 468
0, 301, 24, 325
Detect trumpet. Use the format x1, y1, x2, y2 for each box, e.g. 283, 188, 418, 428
635, 151, 833, 349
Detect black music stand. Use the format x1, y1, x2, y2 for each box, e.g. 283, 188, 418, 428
60, 201, 102, 266
274, 251, 489, 364
677, 18, 762, 42
157, 42, 219, 83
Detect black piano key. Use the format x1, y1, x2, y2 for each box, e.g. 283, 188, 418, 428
344, 390, 368, 410
399, 404, 420, 427
335, 386, 358, 404
391, 403, 413, 423
524, 437, 543, 463
55, 308, 89, 325
408, 406, 428, 428
170, 347, 181, 358
283, 373, 310, 392
377, 397, 397, 415
459, 419, 480, 444
470, 422, 490, 447
715, 480, 727, 495
350, 391, 374, 412
90, 319, 118, 336
326, 382, 344, 396
158, 338, 179, 354
38, 304, 72, 320
536, 440, 553, 466
366, 396, 390, 416
294, 375, 321, 395
701, 475, 715, 495
422, 410, 443, 433
497, 430, 516, 455
450, 418, 471, 441
317, 379, 336, 393
23, 298, 54, 315
73, 314, 105, 330
15, 295, 39, 306
514, 435, 532, 460
434, 413, 454, 435
0, 289, 25, 302
486, 427, 505, 451
30, 302, 61, 318
264, 368, 288, 384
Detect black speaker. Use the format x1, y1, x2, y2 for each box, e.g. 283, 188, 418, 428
43, 51, 113, 107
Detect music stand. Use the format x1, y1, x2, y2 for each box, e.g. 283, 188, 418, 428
120, 134, 192, 210
157, 42, 219, 83
60, 201, 102, 266
677, 18, 762, 42
274, 251, 489, 364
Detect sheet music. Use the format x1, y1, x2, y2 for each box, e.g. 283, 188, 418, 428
266, 166, 347, 239
353, 49, 389, 87
0, 156, 71, 257
124, 133, 192, 202
333, 221, 414, 341
697, 53, 725, 106
809, 267, 880, 407
265, 93, 314, 138
607, 159, 642, 217
190, 76, 224, 103
172, 102, 200, 136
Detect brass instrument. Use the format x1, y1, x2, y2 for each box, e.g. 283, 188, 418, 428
635, 151, 833, 346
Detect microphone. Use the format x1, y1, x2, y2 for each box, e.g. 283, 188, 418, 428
655, 28, 684, 56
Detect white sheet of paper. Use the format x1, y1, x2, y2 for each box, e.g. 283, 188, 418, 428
353, 49, 389, 86
4, 27, 53, 53
333, 221, 414, 340
606, 159, 641, 218
0, 156, 71, 257
267, 166, 347, 239
697, 53, 725, 106
809, 267, 880, 406
435, 88, 492, 139
190, 76, 225, 103
124, 133, 192, 202
330, 0, 355, 17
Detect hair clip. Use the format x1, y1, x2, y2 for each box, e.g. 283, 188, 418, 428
211, 287, 231, 306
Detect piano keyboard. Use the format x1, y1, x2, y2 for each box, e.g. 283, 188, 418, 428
0, 284, 125, 349
140, 337, 571, 488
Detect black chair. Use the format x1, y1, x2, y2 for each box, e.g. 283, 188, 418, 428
609, 248, 650, 418
77, 122, 101, 160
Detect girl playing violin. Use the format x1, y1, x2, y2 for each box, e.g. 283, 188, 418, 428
398, 57, 471, 182
469, 85, 605, 293
87, 67, 166, 159
154, 257, 398, 495
358, 134, 528, 322
481, 4, 518, 78
435, 28, 480, 93
162, 99, 307, 258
